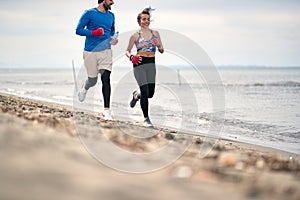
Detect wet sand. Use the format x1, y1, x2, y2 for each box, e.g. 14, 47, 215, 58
0, 93, 299, 200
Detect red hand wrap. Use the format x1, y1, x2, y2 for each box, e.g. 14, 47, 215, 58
92, 27, 104, 36
130, 55, 140, 65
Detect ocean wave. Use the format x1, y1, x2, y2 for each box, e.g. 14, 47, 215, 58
279, 131, 300, 140
2, 80, 74, 86
226, 81, 300, 88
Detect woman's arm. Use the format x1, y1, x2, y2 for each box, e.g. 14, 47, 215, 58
125, 33, 138, 58
153, 30, 164, 54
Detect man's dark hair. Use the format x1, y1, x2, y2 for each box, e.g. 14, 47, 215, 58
98, 0, 104, 4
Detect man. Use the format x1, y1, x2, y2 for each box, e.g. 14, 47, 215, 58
75, 0, 117, 120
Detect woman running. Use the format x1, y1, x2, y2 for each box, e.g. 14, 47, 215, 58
125, 7, 164, 127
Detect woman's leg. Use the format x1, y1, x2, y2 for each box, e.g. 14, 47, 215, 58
133, 58, 156, 118
145, 61, 156, 98
147, 83, 155, 98
139, 84, 149, 118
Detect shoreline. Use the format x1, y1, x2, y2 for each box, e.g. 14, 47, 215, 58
0, 93, 300, 199
1, 92, 298, 156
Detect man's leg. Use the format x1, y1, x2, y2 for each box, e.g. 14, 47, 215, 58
100, 69, 111, 109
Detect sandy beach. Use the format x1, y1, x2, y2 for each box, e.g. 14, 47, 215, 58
0, 93, 299, 200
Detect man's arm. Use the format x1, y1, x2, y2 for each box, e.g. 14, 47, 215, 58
75, 11, 93, 37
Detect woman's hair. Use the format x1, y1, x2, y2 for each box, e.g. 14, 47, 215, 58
137, 7, 155, 25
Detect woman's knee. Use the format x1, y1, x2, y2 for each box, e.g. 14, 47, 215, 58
148, 84, 155, 98
148, 93, 154, 98
140, 85, 149, 98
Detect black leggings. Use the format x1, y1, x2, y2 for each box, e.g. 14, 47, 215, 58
84, 69, 111, 108
133, 57, 156, 118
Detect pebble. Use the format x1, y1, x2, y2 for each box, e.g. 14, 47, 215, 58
173, 165, 193, 179
218, 153, 238, 167
256, 158, 265, 169
235, 161, 245, 171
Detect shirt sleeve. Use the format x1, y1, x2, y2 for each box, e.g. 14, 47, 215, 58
75, 10, 93, 37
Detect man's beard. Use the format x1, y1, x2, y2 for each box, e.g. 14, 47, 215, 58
103, 2, 111, 10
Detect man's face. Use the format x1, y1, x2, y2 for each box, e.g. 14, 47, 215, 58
104, 0, 114, 10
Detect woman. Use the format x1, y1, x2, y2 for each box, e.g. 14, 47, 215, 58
125, 7, 164, 127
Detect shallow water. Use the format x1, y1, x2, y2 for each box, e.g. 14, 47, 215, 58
0, 67, 299, 154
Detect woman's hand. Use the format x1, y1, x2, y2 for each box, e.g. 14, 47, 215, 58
152, 38, 161, 48
152, 37, 164, 53
130, 55, 142, 65
158, 47, 164, 54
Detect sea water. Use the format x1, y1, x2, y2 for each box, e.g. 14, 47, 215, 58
0, 67, 299, 154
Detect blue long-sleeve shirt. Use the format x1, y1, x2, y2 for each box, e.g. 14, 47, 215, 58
76, 8, 115, 52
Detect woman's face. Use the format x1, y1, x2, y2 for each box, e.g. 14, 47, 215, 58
139, 14, 150, 27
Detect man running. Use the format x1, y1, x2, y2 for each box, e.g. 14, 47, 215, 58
75, 0, 117, 120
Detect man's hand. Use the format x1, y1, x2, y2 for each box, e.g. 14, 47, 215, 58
110, 38, 118, 45
92, 27, 104, 36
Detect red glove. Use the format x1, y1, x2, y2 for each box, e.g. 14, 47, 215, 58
152, 38, 161, 47
130, 55, 141, 65
92, 27, 104, 36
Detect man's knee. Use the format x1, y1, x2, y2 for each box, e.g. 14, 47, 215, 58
100, 70, 111, 84
85, 77, 98, 89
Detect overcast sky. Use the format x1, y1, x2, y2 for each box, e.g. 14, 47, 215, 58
0, 0, 299, 68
